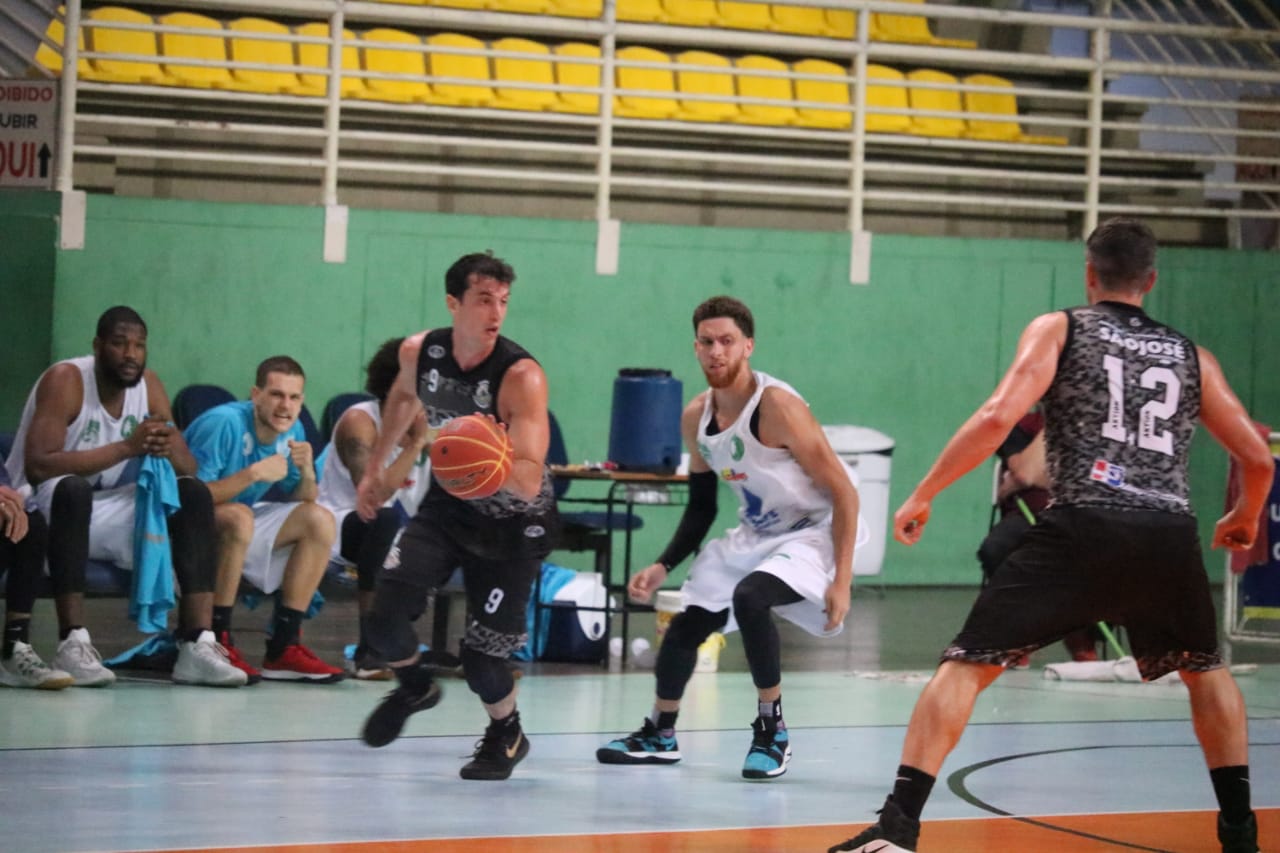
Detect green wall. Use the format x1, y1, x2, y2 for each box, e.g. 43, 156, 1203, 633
6, 192, 1277, 585
0, 191, 58, 428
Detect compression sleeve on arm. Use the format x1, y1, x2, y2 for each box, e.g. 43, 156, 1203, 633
655, 470, 718, 571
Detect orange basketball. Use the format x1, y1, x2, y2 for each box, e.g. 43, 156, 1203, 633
429, 415, 513, 500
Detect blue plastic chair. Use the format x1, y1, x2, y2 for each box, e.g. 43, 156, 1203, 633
171, 383, 235, 430
320, 392, 375, 441
547, 411, 643, 573
298, 404, 323, 453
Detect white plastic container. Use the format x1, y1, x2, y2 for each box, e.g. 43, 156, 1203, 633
822, 425, 895, 577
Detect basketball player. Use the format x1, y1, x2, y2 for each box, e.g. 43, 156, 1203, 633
5, 306, 246, 688
183, 356, 345, 683
829, 218, 1272, 853
315, 337, 433, 679
354, 251, 559, 781
597, 295, 864, 780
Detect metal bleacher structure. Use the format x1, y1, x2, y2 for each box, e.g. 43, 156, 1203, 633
1, 0, 1279, 262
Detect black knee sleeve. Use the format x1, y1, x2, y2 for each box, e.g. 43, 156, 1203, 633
655, 606, 728, 701
47, 476, 92, 596
169, 477, 216, 594
732, 572, 802, 690
341, 508, 401, 592
460, 645, 515, 705
366, 578, 426, 662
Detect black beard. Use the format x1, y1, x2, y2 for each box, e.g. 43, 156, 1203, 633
101, 365, 144, 390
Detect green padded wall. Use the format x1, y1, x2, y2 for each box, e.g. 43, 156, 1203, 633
3, 192, 1274, 585
0, 191, 57, 428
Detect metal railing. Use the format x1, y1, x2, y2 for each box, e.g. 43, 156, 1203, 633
12, 0, 1280, 268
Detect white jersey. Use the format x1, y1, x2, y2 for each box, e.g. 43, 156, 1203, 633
5, 355, 150, 493
316, 400, 431, 519
682, 371, 866, 638
696, 371, 838, 537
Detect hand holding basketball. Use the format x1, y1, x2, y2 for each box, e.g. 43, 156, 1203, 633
429, 414, 513, 500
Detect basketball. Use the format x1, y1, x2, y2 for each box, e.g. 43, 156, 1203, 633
429, 414, 513, 499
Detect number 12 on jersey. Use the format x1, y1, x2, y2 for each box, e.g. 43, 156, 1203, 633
1101, 354, 1180, 456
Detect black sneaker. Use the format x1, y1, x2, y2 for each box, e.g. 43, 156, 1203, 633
346, 645, 392, 682
828, 797, 920, 853
360, 678, 443, 747
1219, 811, 1259, 853
459, 714, 531, 781
596, 718, 682, 765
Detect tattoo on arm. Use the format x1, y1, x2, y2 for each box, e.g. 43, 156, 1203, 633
338, 435, 373, 485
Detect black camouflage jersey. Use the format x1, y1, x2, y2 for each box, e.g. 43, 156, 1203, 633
415, 328, 558, 560
1042, 301, 1200, 515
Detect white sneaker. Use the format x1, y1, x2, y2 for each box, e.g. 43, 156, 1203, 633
0, 642, 74, 690
172, 631, 248, 688
52, 628, 116, 687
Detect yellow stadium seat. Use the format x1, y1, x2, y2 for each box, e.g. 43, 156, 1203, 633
158, 12, 235, 89
827, 9, 856, 39
491, 37, 558, 111
771, 5, 836, 36
36, 12, 93, 78
863, 64, 912, 133
663, 0, 717, 26
361, 28, 430, 103
295, 23, 365, 98
717, 2, 772, 31
552, 42, 600, 114
227, 18, 300, 95
489, 0, 553, 12
425, 33, 495, 107
549, 0, 603, 16
615, 46, 679, 119
617, 0, 668, 22
674, 50, 738, 122
873, 0, 977, 48
792, 58, 850, 129
731, 54, 797, 126
431, 0, 488, 8
906, 68, 965, 137
962, 73, 1068, 145
84, 7, 172, 85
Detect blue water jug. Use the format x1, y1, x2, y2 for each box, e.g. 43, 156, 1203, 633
608, 368, 683, 474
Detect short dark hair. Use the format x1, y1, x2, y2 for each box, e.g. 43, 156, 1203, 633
255, 355, 305, 388
96, 306, 147, 339
445, 251, 516, 299
1086, 217, 1157, 293
692, 295, 754, 339
365, 337, 405, 402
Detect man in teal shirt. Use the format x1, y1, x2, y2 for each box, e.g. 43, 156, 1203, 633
184, 355, 344, 683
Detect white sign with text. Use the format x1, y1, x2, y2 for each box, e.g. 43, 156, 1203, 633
0, 80, 58, 189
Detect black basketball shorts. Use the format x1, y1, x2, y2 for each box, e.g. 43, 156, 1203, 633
945, 505, 1221, 680
382, 513, 540, 640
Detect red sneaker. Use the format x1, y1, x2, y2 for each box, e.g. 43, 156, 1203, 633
218, 632, 262, 685
262, 643, 345, 683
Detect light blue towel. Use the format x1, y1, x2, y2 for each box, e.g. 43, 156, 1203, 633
130, 456, 180, 634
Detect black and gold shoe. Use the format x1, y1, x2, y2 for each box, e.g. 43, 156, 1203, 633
460, 713, 530, 781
